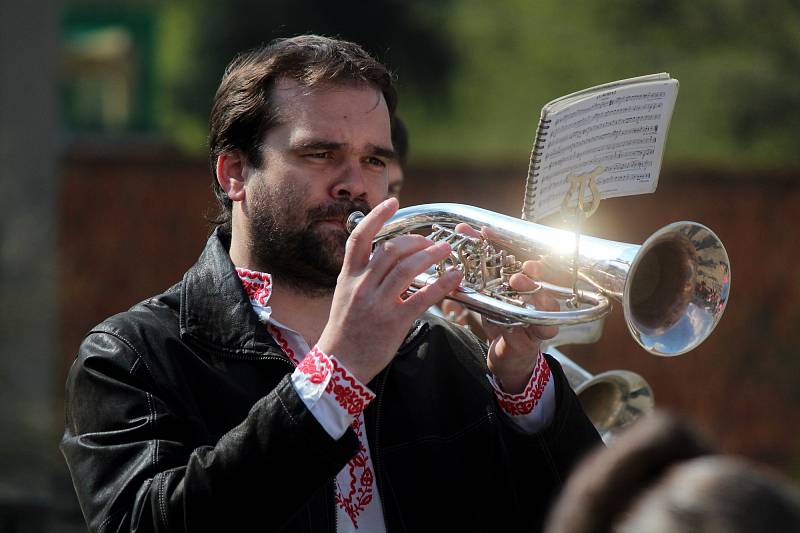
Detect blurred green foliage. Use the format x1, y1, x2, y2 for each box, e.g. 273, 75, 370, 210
403, 0, 800, 166
99, 0, 800, 167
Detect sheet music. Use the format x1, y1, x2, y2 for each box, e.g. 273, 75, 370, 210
527, 78, 678, 221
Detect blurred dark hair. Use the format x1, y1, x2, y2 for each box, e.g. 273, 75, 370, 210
208, 34, 397, 229
544, 411, 800, 533
391, 115, 409, 168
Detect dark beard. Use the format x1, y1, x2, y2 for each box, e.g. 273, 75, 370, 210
247, 181, 370, 296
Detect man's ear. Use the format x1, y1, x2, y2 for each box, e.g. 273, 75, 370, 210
216, 151, 247, 202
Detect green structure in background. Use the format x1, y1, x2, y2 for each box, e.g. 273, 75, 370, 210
62, 7, 158, 134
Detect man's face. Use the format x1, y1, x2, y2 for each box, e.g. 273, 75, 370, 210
243, 78, 394, 294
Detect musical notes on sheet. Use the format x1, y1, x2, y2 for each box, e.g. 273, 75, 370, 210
526, 76, 678, 221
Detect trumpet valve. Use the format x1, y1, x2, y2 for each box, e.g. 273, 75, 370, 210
500, 254, 522, 283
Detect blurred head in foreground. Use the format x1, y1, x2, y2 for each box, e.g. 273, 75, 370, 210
544, 411, 800, 533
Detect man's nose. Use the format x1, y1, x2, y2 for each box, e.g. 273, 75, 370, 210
330, 159, 367, 199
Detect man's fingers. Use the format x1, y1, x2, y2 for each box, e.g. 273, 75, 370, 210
480, 318, 504, 341
454, 222, 481, 239
504, 272, 560, 340
345, 197, 398, 269
509, 271, 560, 314
522, 260, 573, 288
402, 270, 463, 318
368, 234, 435, 282
439, 299, 465, 320
509, 272, 539, 293
440, 301, 485, 335
381, 241, 453, 297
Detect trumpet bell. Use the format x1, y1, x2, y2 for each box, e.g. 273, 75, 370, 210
623, 221, 730, 356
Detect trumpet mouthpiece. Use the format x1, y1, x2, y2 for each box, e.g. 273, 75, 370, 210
346, 211, 365, 234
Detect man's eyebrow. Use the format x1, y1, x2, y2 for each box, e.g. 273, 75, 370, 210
291, 140, 345, 152
367, 144, 397, 161
291, 140, 397, 161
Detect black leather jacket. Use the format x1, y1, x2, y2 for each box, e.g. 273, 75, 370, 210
61, 229, 601, 533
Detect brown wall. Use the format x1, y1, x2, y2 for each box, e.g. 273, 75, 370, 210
60, 154, 800, 477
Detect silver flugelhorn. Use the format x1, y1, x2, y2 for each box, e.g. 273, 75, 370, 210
347, 203, 730, 357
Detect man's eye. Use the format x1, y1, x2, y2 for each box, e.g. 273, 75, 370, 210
366, 157, 387, 168
306, 152, 333, 160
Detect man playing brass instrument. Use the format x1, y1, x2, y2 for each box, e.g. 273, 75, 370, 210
61, 35, 601, 532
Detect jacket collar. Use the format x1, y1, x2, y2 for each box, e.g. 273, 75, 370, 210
179, 228, 281, 358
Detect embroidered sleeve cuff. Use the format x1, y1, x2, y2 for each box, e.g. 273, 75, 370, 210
487, 353, 556, 433
291, 345, 375, 440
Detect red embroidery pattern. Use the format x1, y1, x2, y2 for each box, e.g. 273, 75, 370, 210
235, 268, 272, 306
293, 347, 375, 414
493, 354, 551, 416
296, 346, 333, 384
267, 325, 301, 365
335, 416, 374, 528
326, 357, 374, 415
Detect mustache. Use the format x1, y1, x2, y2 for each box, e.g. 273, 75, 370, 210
307, 200, 371, 224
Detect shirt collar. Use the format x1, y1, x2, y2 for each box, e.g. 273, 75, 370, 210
236, 267, 274, 323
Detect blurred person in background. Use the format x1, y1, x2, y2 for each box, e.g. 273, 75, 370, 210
386, 115, 407, 200
60, 35, 600, 532
544, 411, 800, 533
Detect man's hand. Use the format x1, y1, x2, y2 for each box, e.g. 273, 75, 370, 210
316, 198, 463, 385
451, 223, 560, 394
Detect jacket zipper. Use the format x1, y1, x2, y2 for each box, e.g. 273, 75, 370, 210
332, 478, 338, 533
227, 352, 294, 364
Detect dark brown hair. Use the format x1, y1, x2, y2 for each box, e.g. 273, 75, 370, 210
208, 35, 397, 228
